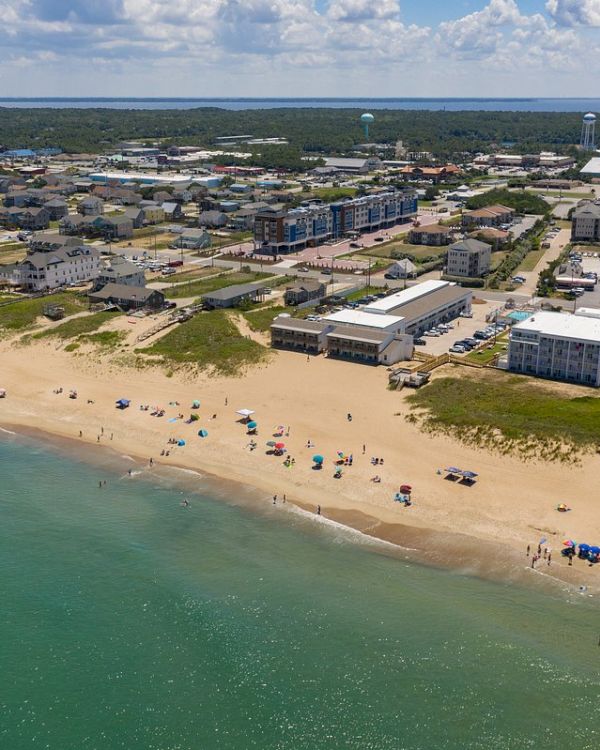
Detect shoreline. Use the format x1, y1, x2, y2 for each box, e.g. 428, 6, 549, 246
1, 418, 595, 599
1, 338, 599, 596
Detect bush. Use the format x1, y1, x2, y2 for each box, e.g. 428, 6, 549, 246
465, 188, 551, 216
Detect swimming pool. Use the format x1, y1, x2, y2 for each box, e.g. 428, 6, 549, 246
507, 310, 532, 322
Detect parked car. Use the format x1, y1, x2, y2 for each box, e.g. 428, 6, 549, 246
414, 337, 427, 346
374, 237, 385, 242
449, 345, 466, 353
321, 268, 332, 275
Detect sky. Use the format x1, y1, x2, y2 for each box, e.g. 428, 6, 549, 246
0, 0, 600, 97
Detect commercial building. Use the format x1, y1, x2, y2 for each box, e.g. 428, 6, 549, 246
363, 280, 471, 336
270, 318, 334, 354
325, 326, 413, 365
254, 189, 417, 254
508, 310, 600, 387
446, 238, 492, 278
321, 157, 382, 174
571, 202, 600, 242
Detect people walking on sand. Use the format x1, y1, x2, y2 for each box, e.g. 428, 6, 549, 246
537, 543, 541, 556
548, 552, 552, 566
101, 427, 104, 435
316, 505, 321, 515
273, 495, 277, 505
225, 397, 228, 406
149, 457, 153, 466
79, 430, 83, 438
128, 469, 132, 476
526, 544, 530, 557
347, 413, 352, 421
97, 435, 100, 443
110, 433, 113, 441
362, 444, 366, 454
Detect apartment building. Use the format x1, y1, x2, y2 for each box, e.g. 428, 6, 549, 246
446, 238, 492, 278
254, 189, 417, 254
508, 310, 600, 387
571, 202, 600, 242
461, 204, 514, 228
408, 224, 453, 246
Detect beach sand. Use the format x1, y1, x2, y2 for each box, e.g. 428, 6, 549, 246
1, 335, 598, 592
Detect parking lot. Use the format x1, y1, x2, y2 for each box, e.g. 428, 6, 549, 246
573, 252, 600, 309
413, 299, 498, 356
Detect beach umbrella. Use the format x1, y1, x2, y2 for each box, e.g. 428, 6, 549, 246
237, 409, 254, 417
191, 400, 200, 409
312, 454, 324, 464
190, 413, 199, 421
562, 539, 575, 546
247, 421, 258, 429
178, 439, 186, 447
579, 543, 590, 552
590, 546, 600, 555
198, 429, 208, 438
275, 442, 285, 450
400, 484, 412, 494
446, 467, 462, 474
461, 470, 478, 479
266, 440, 276, 447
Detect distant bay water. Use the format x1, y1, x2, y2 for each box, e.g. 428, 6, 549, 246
1, 431, 600, 749
0, 97, 599, 111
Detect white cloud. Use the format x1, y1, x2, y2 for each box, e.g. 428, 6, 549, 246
546, 0, 600, 26
327, 0, 400, 22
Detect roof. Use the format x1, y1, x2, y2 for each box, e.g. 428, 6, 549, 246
326, 325, 390, 344
573, 202, 600, 219
393, 258, 417, 271
181, 228, 209, 238
465, 205, 514, 218
202, 282, 265, 301
511, 310, 600, 344
323, 157, 371, 169
324, 309, 404, 330
271, 317, 329, 333
468, 228, 510, 239
285, 280, 324, 294
91, 283, 161, 301
388, 284, 471, 324
100, 256, 140, 276
410, 224, 451, 235
580, 158, 600, 175
449, 238, 491, 253
364, 280, 450, 315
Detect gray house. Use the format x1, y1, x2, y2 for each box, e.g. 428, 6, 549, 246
173, 229, 212, 250
88, 283, 165, 311
78, 196, 105, 215
198, 210, 228, 228
43, 198, 69, 220
123, 207, 145, 229
94, 255, 146, 290
283, 280, 326, 306
202, 282, 266, 309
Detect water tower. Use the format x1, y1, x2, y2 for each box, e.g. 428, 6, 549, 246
581, 112, 596, 151
360, 112, 375, 141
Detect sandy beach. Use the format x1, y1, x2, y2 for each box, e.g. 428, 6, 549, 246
1, 333, 599, 593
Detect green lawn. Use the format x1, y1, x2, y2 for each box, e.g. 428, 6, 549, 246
209, 231, 252, 249
364, 242, 448, 262
142, 310, 269, 375
464, 335, 508, 364
165, 271, 271, 299
407, 371, 600, 461
242, 305, 291, 332
0, 292, 87, 334
517, 245, 548, 272
32, 310, 118, 340
310, 187, 358, 202
157, 266, 219, 283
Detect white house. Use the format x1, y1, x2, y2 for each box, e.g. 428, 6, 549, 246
12, 245, 101, 291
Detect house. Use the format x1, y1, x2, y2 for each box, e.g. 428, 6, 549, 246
88, 282, 165, 311
4, 190, 31, 208
408, 224, 453, 245
100, 216, 134, 239
59, 214, 133, 239
141, 205, 165, 225
461, 204, 514, 228
30, 232, 83, 252
446, 238, 492, 278
230, 183, 252, 194
198, 210, 228, 228
387, 258, 417, 278
172, 229, 212, 250
571, 202, 600, 242
0, 207, 51, 231
59, 214, 87, 235
172, 188, 193, 203
153, 190, 173, 204
229, 206, 260, 230
43, 198, 69, 220
123, 207, 145, 229
202, 282, 266, 309
78, 196, 105, 215
162, 202, 182, 220
94, 255, 146, 290
12, 245, 101, 291
283, 280, 326, 306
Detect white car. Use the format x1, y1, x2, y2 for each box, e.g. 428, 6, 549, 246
449, 345, 466, 353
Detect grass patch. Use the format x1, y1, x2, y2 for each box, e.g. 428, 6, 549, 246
165, 271, 271, 300
141, 310, 269, 375
157, 266, 218, 283
407, 371, 600, 462
309, 187, 358, 201
0, 292, 87, 334
464, 335, 508, 365
80, 330, 126, 348
242, 305, 291, 332
517, 244, 548, 272
362, 241, 448, 262
32, 311, 118, 340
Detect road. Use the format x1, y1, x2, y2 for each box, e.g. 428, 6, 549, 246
518, 227, 570, 297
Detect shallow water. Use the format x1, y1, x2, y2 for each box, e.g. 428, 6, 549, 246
1, 434, 599, 749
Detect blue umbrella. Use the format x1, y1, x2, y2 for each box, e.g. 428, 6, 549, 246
579, 543, 590, 552
178, 439, 186, 447
198, 429, 208, 438
247, 421, 257, 429
312, 454, 324, 464
590, 545, 600, 554
461, 470, 478, 479
446, 467, 462, 474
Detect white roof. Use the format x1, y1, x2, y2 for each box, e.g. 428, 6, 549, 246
580, 158, 600, 175
513, 311, 600, 343
364, 280, 449, 315
324, 309, 404, 329
574, 307, 600, 320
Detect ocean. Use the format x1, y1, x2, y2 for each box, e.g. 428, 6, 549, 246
1, 431, 599, 749
0, 97, 599, 112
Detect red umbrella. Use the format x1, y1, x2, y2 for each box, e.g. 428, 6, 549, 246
400, 484, 412, 494
275, 442, 285, 450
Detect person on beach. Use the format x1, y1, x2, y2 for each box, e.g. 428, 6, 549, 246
526, 544, 530, 557
97, 435, 100, 443
99, 481, 102, 488
316, 505, 321, 515
225, 397, 228, 406
283, 494, 286, 504
362, 444, 366, 455
149, 457, 153, 466
273, 495, 277, 505
128, 469, 132, 476
101, 427, 104, 435
79, 430, 83, 438
548, 552, 552, 566
110, 433, 113, 441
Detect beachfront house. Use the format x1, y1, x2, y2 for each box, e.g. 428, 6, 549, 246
88, 283, 165, 311
93, 255, 146, 290
11, 245, 101, 291
202, 282, 266, 309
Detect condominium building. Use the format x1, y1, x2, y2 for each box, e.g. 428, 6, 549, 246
446, 238, 492, 278
507, 310, 600, 386
571, 202, 600, 242
461, 204, 514, 228
254, 189, 417, 254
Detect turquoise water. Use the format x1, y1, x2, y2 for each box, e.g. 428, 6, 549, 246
1, 434, 600, 750
507, 311, 533, 322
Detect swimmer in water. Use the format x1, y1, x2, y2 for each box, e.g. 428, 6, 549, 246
181, 499, 190, 508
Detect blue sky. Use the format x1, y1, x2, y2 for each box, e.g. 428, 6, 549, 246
0, 0, 599, 97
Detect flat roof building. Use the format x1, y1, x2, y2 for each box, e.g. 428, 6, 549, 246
508, 310, 600, 386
